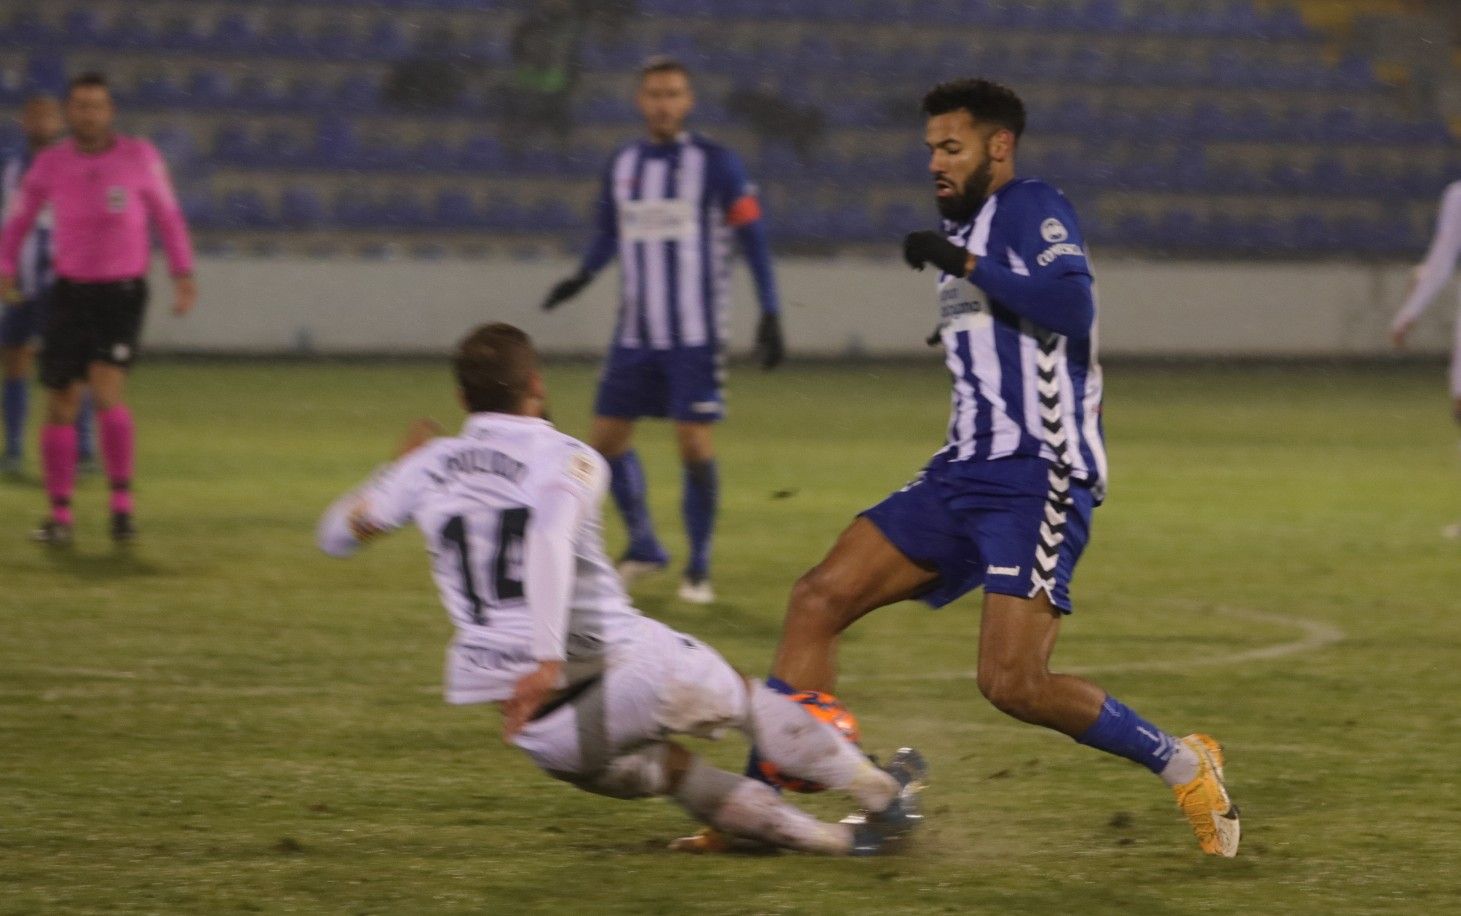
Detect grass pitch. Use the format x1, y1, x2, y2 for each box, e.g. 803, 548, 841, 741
2, 359, 1458, 915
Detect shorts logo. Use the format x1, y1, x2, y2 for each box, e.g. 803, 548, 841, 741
986, 564, 1021, 577
1040, 218, 1068, 243
106, 187, 128, 214
112, 343, 131, 362
689, 400, 721, 414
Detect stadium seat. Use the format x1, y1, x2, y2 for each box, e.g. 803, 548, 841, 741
434, 190, 480, 227
280, 186, 327, 229
61, 9, 102, 44
220, 189, 276, 229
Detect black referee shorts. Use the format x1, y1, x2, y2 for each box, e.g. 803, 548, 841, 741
39, 278, 149, 391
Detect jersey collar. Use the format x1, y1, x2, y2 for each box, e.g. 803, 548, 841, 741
463, 412, 552, 435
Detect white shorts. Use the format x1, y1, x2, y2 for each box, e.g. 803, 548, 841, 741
510, 616, 746, 781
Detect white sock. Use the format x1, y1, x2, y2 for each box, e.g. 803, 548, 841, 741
1158, 740, 1201, 787
672, 756, 851, 855
746, 682, 898, 811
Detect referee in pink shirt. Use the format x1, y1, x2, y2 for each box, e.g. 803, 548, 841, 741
0, 73, 197, 544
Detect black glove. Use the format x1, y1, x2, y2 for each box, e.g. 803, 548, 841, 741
902, 231, 969, 276
755, 312, 785, 370
541, 271, 592, 311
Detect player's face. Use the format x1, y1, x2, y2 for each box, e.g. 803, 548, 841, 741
65, 86, 115, 145
925, 110, 1007, 222
637, 71, 694, 141
19, 98, 62, 148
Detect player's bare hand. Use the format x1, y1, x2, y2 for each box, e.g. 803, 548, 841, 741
502, 660, 564, 743
0, 275, 20, 306
395, 417, 445, 459
172, 275, 197, 316
1390, 320, 1412, 349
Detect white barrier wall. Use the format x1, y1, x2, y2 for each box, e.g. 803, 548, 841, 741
140, 256, 1454, 357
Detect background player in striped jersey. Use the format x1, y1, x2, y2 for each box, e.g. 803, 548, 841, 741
723, 80, 1239, 857
0, 95, 95, 476
316, 323, 923, 856
0, 73, 196, 544
541, 56, 784, 605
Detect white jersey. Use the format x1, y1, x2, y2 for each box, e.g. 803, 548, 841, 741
318, 413, 643, 700
1394, 180, 1461, 397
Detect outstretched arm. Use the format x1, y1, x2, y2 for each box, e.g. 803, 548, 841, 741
1393, 183, 1461, 344
316, 419, 442, 557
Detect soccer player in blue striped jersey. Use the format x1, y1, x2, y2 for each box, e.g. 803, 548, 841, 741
737, 80, 1240, 857
0, 95, 93, 476
542, 56, 783, 605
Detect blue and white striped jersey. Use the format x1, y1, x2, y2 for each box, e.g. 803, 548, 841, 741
932, 178, 1107, 497
0, 149, 54, 299
584, 133, 764, 351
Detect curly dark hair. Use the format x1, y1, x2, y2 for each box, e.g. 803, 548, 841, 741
921, 78, 1026, 140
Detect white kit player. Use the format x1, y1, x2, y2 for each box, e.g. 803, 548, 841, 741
316, 323, 925, 855
1393, 180, 1461, 423
1392, 181, 1461, 538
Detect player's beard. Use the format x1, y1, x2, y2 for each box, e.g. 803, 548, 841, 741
936, 159, 993, 223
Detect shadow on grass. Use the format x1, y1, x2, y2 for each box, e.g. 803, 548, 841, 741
41, 544, 167, 580
636, 594, 782, 643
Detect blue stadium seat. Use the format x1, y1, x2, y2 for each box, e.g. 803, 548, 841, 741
187, 69, 232, 107
459, 134, 507, 170
280, 186, 327, 228
336, 75, 380, 112
481, 193, 526, 231
366, 18, 410, 57
133, 73, 187, 107
4, 9, 55, 47
209, 12, 258, 52
261, 128, 310, 167
159, 15, 207, 52
378, 191, 429, 228
434, 190, 479, 227
220, 189, 276, 229
61, 9, 103, 44
313, 18, 357, 59
23, 54, 66, 95
105, 16, 155, 50
333, 189, 377, 228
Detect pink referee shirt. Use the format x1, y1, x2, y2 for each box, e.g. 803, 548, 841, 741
0, 135, 194, 284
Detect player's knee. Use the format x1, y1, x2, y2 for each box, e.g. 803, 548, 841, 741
786, 567, 855, 638
575, 745, 673, 800
977, 667, 1047, 723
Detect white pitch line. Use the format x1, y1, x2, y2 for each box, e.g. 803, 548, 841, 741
839, 606, 1345, 684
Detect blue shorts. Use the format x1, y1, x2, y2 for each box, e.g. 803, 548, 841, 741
594, 345, 725, 423
861, 456, 1096, 613
0, 293, 49, 348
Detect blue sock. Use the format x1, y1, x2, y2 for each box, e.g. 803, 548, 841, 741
606, 450, 664, 561
75, 394, 95, 461
1076, 696, 1181, 774
764, 676, 795, 696
682, 459, 718, 578
2, 377, 26, 459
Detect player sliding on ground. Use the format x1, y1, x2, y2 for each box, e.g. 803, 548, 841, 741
687, 79, 1239, 858
316, 323, 924, 856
